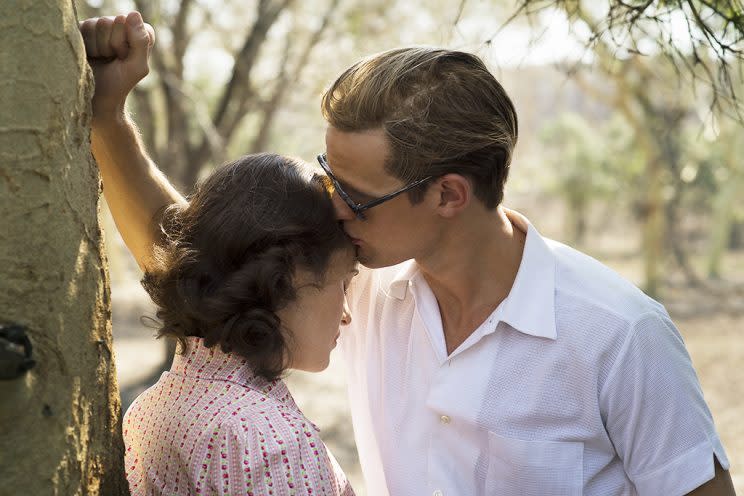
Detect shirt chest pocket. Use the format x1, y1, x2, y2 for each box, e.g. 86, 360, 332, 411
485, 431, 583, 496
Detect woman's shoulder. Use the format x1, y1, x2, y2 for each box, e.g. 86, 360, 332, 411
124, 371, 305, 434
124, 375, 353, 494
206, 397, 353, 494
220, 391, 323, 452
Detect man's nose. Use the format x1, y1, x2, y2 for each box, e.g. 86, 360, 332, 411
332, 193, 356, 221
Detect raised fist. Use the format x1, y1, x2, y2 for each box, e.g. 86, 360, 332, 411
79, 12, 155, 121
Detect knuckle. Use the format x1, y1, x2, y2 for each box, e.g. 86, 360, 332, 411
95, 17, 112, 33
80, 18, 96, 34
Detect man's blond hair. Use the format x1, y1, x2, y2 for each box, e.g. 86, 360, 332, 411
321, 47, 518, 208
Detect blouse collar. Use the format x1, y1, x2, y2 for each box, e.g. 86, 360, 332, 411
170, 336, 296, 407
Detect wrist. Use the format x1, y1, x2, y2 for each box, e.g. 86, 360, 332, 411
91, 97, 129, 127
91, 109, 131, 135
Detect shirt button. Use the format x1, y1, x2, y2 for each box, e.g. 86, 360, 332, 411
433, 491, 443, 496
439, 415, 451, 424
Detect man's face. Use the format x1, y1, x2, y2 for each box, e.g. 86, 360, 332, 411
324, 126, 440, 268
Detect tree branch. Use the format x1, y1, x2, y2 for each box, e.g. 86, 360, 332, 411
250, 0, 340, 152
505, 0, 744, 120
186, 0, 293, 186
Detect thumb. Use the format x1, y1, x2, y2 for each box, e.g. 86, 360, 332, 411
123, 12, 153, 78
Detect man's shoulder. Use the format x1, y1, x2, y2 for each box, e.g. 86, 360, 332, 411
543, 239, 670, 360
547, 238, 665, 324
537, 238, 676, 380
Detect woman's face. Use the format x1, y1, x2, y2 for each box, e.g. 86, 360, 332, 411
280, 248, 358, 372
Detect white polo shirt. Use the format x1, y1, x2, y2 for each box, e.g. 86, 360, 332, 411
340, 214, 729, 496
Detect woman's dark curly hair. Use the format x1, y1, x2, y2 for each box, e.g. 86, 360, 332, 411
141, 153, 351, 381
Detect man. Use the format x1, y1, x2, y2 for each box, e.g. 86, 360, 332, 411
81, 12, 734, 495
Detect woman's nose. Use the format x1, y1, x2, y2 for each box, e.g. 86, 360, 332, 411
340, 297, 352, 326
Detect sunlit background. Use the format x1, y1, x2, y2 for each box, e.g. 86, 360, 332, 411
79, 1, 743, 493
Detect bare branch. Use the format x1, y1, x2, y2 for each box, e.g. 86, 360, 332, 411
172, 0, 195, 75
185, 0, 293, 185
211, 0, 292, 136
503, 0, 744, 121
250, 0, 341, 152
453, 0, 467, 25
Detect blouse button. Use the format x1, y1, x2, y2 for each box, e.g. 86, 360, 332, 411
439, 415, 451, 425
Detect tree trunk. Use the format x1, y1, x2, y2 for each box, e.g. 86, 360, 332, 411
0, 1, 127, 494
707, 179, 739, 278
707, 137, 744, 278
643, 155, 665, 299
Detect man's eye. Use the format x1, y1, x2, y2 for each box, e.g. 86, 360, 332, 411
337, 181, 375, 204
352, 192, 376, 203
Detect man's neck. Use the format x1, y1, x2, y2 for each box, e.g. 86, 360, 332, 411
416, 206, 527, 355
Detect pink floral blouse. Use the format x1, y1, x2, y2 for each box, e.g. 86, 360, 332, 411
123, 336, 354, 496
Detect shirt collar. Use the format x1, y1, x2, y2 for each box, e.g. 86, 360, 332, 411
385, 210, 557, 340
498, 221, 557, 340
387, 259, 419, 300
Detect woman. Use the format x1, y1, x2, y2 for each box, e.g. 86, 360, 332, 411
122, 153, 357, 495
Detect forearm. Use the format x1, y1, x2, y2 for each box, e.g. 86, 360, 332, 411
92, 113, 187, 271
685, 457, 735, 495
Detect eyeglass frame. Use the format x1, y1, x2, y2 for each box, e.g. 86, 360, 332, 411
316, 153, 434, 220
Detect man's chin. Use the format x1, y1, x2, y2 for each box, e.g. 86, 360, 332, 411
355, 246, 379, 268
356, 247, 411, 269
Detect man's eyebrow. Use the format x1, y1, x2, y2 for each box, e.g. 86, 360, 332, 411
325, 156, 378, 199
334, 175, 377, 201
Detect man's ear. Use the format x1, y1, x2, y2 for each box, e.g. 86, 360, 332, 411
433, 174, 471, 218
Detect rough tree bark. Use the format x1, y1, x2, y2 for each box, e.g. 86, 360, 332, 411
0, 1, 127, 494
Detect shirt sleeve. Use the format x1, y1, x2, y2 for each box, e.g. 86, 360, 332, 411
204, 418, 353, 495
600, 311, 730, 496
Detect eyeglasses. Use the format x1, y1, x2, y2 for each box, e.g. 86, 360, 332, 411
316, 154, 433, 220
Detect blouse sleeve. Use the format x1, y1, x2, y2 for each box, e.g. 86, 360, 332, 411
203, 417, 354, 495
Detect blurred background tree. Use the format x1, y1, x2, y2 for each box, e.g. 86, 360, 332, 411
512, 0, 744, 296
539, 112, 631, 246
81, 0, 342, 191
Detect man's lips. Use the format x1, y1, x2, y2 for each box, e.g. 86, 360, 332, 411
346, 232, 362, 245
